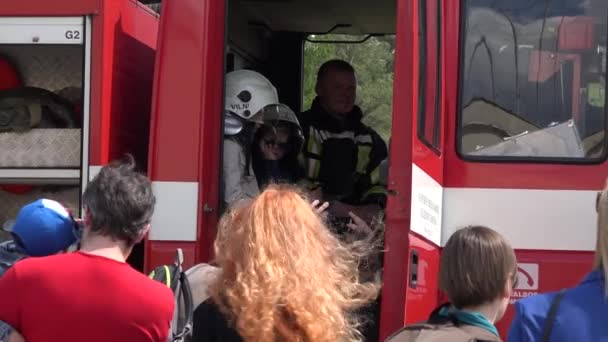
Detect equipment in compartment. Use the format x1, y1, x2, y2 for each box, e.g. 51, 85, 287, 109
0, 56, 20, 90
0, 87, 78, 132
0, 44, 83, 168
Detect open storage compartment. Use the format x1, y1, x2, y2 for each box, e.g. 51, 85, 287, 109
0, 17, 90, 240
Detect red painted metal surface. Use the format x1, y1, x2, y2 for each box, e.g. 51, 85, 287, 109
403, 233, 441, 324
145, 0, 225, 271
0, 0, 158, 168
378, 0, 415, 339
413, 0, 444, 184
386, 0, 445, 336
0, 0, 101, 15
106, 1, 159, 167
147, 0, 204, 183
195, 0, 225, 263
442, 0, 608, 191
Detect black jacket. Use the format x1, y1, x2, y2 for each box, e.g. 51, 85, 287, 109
299, 97, 388, 207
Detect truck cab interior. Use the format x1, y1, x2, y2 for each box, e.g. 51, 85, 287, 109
460, 0, 608, 161
224, 0, 397, 115
222, 1, 397, 339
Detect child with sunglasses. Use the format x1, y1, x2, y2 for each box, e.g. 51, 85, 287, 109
251, 104, 304, 190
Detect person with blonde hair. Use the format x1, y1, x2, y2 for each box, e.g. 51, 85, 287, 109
191, 184, 380, 342
508, 180, 608, 341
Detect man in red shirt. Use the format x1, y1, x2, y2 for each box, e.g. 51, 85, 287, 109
0, 156, 174, 342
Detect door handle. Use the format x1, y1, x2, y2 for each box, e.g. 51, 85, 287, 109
409, 249, 419, 289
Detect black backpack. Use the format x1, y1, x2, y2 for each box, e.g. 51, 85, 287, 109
149, 248, 194, 342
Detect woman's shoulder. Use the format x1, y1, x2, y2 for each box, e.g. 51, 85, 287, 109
507, 291, 561, 342
513, 291, 556, 316
515, 270, 606, 316
509, 274, 607, 342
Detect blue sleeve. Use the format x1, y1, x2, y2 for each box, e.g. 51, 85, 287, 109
507, 304, 527, 342
508, 301, 542, 342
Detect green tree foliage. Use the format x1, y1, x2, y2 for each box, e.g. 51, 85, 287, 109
302, 35, 395, 142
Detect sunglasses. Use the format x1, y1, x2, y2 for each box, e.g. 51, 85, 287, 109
263, 138, 289, 150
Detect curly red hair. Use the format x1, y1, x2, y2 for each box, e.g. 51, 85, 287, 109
210, 184, 379, 341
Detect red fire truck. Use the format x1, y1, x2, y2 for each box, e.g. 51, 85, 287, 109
0, 0, 158, 266
145, 0, 608, 339
2, 0, 608, 340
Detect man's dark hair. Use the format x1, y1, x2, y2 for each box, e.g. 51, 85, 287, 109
82, 155, 155, 245
316, 59, 355, 82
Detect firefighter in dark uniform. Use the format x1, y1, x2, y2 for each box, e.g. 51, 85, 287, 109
300, 60, 387, 342
300, 59, 388, 229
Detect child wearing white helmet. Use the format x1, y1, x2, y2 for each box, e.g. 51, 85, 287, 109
251, 103, 304, 189
222, 69, 281, 208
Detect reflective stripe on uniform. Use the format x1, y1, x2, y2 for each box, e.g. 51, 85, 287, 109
306, 127, 323, 179
307, 127, 322, 155
304, 126, 377, 184
362, 184, 387, 201
356, 145, 372, 174
370, 165, 381, 185
307, 158, 321, 179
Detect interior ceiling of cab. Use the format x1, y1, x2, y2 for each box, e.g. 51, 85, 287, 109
235, 0, 397, 35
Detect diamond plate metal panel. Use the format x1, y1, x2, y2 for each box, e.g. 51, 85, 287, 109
0, 129, 80, 167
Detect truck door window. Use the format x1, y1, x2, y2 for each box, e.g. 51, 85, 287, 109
459, 0, 608, 161
418, 0, 442, 153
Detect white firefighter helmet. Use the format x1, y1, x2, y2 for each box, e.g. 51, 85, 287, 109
261, 103, 301, 127
259, 103, 304, 153
224, 69, 279, 123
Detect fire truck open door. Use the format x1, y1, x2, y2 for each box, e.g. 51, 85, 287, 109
379, 0, 444, 339
145, 0, 225, 271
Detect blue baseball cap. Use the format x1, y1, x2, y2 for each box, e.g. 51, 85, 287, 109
10, 199, 78, 257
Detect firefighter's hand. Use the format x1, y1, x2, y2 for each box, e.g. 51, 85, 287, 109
311, 200, 330, 218
7, 331, 25, 342
346, 212, 372, 235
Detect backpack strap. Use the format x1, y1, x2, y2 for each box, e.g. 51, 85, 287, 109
171, 249, 194, 342
541, 288, 566, 342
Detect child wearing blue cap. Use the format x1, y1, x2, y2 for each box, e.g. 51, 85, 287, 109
0, 198, 80, 340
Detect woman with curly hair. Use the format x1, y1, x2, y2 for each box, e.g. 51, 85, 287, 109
191, 184, 380, 342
